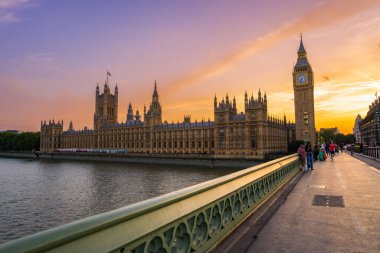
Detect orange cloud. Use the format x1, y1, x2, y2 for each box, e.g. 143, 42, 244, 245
268, 80, 380, 134
163, 0, 380, 96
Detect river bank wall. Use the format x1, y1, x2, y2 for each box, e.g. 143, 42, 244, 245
0, 151, 290, 168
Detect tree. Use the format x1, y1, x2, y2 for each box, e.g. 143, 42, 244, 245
288, 140, 305, 152
0, 132, 40, 151
318, 128, 355, 146
319, 128, 336, 143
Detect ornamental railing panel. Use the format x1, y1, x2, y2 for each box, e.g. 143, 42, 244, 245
362, 146, 380, 159
0, 154, 300, 253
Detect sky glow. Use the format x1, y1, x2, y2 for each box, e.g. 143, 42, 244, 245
1, 0, 379, 134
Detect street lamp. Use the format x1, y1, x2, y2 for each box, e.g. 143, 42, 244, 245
303, 112, 309, 143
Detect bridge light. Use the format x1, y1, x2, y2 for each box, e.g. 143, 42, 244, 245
303, 112, 309, 125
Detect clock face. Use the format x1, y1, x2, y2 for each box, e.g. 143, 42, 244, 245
297, 74, 307, 84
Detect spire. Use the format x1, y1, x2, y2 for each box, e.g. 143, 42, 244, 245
214, 94, 217, 108
264, 91, 267, 105
96, 83, 99, 95
244, 90, 248, 107
127, 102, 134, 122
152, 80, 159, 104
135, 109, 141, 121
258, 89, 262, 101
115, 83, 118, 95
154, 80, 158, 94
297, 33, 307, 57
68, 121, 74, 131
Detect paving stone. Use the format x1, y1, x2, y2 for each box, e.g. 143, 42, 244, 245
219, 153, 380, 253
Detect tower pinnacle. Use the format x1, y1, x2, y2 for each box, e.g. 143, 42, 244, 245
297, 33, 307, 57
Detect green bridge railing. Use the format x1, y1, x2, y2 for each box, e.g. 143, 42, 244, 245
0, 154, 300, 253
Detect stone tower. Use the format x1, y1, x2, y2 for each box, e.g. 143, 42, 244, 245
40, 119, 63, 151
293, 35, 316, 143
144, 80, 162, 127
93, 81, 118, 130
127, 102, 134, 122
213, 94, 235, 154
244, 90, 268, 155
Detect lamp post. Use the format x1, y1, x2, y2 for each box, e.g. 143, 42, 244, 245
375, 111, 379, 146
303, 111, 309, 143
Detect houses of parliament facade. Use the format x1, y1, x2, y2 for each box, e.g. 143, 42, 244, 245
40, 38, 316, 158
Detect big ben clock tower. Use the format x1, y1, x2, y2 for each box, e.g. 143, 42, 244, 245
293, 35, 316, 144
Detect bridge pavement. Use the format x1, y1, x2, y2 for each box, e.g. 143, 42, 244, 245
219, 152, 380, 253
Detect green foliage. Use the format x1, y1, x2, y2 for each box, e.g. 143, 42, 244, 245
0, 132, 40, 151
288, 140, 305, 152
334, 133, 345, 146
319, 128, 336, 143
319, 128, 355, 146
346, 134, 355, 144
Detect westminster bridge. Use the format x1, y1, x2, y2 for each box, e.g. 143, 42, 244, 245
0, 153, 379, 253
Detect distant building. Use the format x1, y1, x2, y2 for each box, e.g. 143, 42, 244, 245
0, 130, 20, 134
320, 127, 340, 135
40, 38, 318, 158
40, 81, 295, 158
353, 114, 362, 144
360, 98, 380, 146
293, 35, 316, 144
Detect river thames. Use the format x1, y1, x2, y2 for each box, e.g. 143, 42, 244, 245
0, 157, 240, 244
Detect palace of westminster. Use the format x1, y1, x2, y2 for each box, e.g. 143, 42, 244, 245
40, 38, 316, 158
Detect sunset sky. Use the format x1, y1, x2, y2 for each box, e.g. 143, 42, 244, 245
1, 0, 379, 134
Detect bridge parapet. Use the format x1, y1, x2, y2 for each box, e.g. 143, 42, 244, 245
0, 154, 300, 253
362, 146, 380, 159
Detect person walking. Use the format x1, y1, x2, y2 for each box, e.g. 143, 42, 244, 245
329, 140, 336, 160
313, 143, 319, 162
325, 142, 330, 157
297, 144, 306, 171
305, 142, 314, 170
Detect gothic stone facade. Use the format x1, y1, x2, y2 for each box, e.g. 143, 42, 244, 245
40, 38, 322, 158
293, 36, 316, 144
40, 80, 295, 158
360, 98, 380, 146
353, 114, 362, 144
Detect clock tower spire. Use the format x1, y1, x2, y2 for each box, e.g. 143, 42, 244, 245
298, 33, 306, 57
293, 35, 316, 144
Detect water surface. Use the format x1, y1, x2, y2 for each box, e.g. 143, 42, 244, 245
0, 158, 240, 244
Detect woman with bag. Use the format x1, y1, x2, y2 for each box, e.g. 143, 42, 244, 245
305, 142, 314, 170
297, 144, 306, 171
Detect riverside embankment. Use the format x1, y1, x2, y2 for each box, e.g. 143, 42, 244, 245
0, 151, 282, 168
